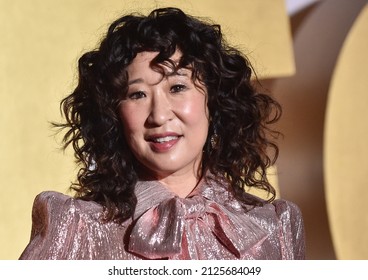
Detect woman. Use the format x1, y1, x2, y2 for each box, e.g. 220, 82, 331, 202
20, 7, 305, 260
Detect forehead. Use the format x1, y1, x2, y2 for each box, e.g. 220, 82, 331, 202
126, 50, 184, 76
131, 51, 158, 65
134, 50, 182, 62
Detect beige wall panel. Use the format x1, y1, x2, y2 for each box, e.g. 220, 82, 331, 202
269, 0, 367, 259
324, 4, 368, 260
0, 0, 292, 259
118, 0, 295, 78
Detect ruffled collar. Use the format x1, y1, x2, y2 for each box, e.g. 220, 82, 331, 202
128, 173, 269, 259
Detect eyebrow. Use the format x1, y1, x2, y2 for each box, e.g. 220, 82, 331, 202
128, 78, 144, 85
128, 71, 189, 85
168, 70, 189, 77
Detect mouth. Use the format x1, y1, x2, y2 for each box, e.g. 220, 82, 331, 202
146, 133, 182, 152
151, 135, 180, 143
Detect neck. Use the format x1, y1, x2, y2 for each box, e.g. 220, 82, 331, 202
137, 166, 204, 198
158, 172, 202, 198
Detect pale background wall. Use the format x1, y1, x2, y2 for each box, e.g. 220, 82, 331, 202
324, 2, 368, 259
0, 0, 367, 259
266, 0, 368, 259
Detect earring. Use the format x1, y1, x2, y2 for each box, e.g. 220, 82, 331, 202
210, 128, 219, 149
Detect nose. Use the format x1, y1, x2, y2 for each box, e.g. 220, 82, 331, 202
146, 91, 174, 127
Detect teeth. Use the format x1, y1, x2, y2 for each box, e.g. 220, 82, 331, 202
153, 136, 178, 143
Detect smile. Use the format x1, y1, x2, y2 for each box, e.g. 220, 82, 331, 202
147, 134, 182, 152
152, 136, 179, 143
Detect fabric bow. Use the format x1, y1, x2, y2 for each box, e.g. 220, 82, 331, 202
127, 194, 269, 259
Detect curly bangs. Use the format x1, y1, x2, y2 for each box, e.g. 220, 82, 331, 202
58, 7, 281, 222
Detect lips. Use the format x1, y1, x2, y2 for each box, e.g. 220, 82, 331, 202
146, 133, 182, 152
151, 135, 179, 143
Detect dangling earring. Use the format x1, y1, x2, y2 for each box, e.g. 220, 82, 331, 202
210, 126, 219, 149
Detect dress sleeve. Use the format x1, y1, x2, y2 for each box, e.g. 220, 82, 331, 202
19, 191, 83, 260
273, 199, 306, 259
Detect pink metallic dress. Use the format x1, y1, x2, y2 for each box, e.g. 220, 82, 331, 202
19, 175, 305, 260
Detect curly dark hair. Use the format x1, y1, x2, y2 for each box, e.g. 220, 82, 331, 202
58, 7, 281, 222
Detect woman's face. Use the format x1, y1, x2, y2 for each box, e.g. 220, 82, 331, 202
119, 51, 209, 179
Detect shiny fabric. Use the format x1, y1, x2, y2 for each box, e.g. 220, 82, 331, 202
19, 174, 305, 260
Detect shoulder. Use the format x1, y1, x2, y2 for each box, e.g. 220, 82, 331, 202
31, 191, 103, 223
247, 198, 305, 238
20, 191, 119, 259
245, 198, 305, 259
270, 199, 305, 259
32, 191, 71, 213
28, 191, 104, 238
250, 198, 304, 229
244, 198, 302, 223
33, 191, 102, 212
34, 190, 71, 203
33, 190, 99, 209
269, 199, 305, 236
271, 199, 303, 221
271, 199, 305, 233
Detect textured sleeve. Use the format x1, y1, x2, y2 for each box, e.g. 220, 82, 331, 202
19, 191, 83, 260
273, 200, 306, 259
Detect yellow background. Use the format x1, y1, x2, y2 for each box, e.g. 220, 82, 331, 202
1, 0, 367, 260
324, 4, 368, 259
0, 0, 293, 260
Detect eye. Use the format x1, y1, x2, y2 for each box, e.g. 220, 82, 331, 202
170, 84, 187, 93
127, 91, 146, 100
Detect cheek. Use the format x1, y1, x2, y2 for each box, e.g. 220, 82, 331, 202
119, 105, 142, 136
180, 96, 209, 126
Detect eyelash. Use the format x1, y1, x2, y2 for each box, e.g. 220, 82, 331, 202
170, 84, 187, 93
127, 91, 146, 100
127, 84, 187, 99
